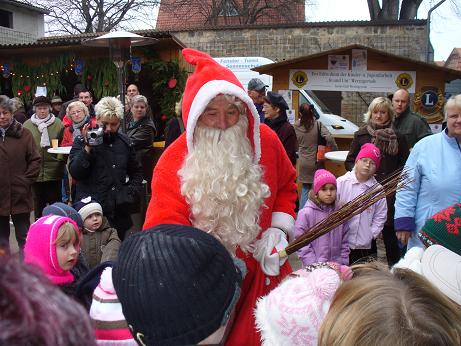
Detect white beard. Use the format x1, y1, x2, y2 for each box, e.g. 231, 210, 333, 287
179, 116, 270, 254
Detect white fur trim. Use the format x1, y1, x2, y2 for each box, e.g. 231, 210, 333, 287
271, 212, 295, 242
254, 296, 278, 346
186, 79, 261, 162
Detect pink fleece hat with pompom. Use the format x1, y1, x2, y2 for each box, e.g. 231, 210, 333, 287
313, 169, 337, 194
255, 266, 342, 346
24, 215, 80, 285
356, 143, 381, 169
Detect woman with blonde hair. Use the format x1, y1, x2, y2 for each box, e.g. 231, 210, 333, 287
345, 97, 409, 265
69, 97, 143, 239
318, 262, 461, 346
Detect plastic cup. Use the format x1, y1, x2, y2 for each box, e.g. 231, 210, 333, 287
51, 139, 59, 149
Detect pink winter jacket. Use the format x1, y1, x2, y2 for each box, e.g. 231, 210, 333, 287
294, 197, 350, 266
336, 171, 387, 249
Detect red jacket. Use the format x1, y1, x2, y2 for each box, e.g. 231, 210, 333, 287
61, 116, 97, 147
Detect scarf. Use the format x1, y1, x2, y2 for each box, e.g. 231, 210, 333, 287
71, 116, 89, 140
366, 121, 399, 156
30, 113, 56, 147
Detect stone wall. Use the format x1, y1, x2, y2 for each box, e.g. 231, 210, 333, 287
173, 21, 427, 62
173, 20, 427, 124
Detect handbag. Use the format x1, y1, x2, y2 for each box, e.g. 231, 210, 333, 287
315, 122, 331, 169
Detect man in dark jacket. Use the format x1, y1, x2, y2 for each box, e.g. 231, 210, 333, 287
392, 89, 432, 148
69, 97, 143, 239
59, 83, 85, 119
248, 78, 267, 123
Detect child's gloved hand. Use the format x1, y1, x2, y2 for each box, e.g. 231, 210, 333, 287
252, 227, 288, 276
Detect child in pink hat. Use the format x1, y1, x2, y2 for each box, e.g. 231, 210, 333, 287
24, 215, 81, 289
337, 143, 387, 264
294, 169, 350, 265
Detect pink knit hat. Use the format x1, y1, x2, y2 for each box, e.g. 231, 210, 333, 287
255, 266, 342, 346
24, 215, 80, 285
355, 143, 381, 169
313, 169, 336, 194
90, 267, 137, 345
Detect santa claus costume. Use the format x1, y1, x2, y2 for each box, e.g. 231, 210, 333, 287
144, 48, 297, 345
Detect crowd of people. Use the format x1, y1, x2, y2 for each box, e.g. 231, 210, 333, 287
1, 47, 461, 345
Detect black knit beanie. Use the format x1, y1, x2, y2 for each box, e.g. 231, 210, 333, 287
112, 224, 243, 346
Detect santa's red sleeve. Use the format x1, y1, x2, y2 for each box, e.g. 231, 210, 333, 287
143, 134, 192, 230
258, 125, 297, 235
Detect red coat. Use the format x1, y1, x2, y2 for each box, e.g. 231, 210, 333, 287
144, 124, 297, 345
61, 116, 97, 147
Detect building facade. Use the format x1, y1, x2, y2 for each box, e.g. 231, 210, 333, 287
0, 0, 47, 45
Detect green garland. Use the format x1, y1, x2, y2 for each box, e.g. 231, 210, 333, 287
11, 55, 72, 103
83, 58, 118, 98
148, 60, 187, 120
7, 53, 186, 118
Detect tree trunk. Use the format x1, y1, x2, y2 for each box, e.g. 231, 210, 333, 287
367, 0, 381, 20
399, 0, 423, 20
380, 0, 399, 20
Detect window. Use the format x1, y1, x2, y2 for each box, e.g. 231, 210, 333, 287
0, 10, 13, 28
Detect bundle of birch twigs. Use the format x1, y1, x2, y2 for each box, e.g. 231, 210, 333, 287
280, 168, 413, 258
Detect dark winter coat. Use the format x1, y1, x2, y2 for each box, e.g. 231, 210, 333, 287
265, 114, 298, 166
81, 217, 121, 270
68, 132, 143, 222
126, 116, 156, 185
0, 120, 41, 216
345, 125, 410, 226
393, 108, 432, 148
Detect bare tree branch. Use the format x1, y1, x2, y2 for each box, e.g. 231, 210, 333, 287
158, 0, 309, 28
21, 0, 160, 35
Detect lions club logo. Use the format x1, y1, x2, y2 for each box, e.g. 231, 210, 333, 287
291, 71, 308, 89
395, 73, 413, 90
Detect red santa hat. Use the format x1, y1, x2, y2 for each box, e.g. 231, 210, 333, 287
181, 48, 261, 162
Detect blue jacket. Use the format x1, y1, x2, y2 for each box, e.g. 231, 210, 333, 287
394, 130, 461, 248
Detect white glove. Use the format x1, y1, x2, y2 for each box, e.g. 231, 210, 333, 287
252, 227, 288, 276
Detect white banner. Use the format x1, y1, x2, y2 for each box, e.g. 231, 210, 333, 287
289, 69, 416, 93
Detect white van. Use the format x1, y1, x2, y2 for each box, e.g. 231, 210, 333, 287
214, 57, 358, 136
299, 90, 359, 136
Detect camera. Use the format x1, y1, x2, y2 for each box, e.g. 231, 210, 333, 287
86, 125, 105, 146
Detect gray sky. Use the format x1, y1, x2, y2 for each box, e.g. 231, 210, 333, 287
308, 0, 461, 61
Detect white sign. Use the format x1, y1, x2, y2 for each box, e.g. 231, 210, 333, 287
289, 69, 416, 93
352, 49, 367, 71
328, 55, 349, 70
35, 86, 47, 97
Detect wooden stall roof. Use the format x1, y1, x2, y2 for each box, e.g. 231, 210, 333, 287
0, 29, 186, 55
253, 44, 461, 82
